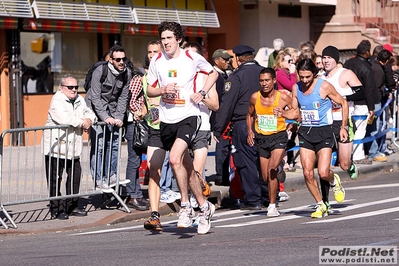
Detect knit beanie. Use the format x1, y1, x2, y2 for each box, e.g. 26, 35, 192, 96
322, 45, 340, 63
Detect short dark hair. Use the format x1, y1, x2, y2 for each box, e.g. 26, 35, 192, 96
356, 40, 371, 55
260, 67, 276, 79
296, 58, 318, 77
377, 49, 392, 62
147, 40, 161, 48
109, 45, 126, 58
158, 21, 185, 42
372, 45, 384, 56
182, 42, 203, 56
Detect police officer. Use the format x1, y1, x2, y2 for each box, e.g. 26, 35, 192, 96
213, 45, 268, 210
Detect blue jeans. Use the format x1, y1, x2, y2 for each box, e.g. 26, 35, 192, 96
125, 122, 143, 198
159, 151, 177, 193
366, 103, 383, 159
90, 124, 120, 181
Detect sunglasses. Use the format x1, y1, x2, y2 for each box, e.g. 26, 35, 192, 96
62, 85, 79, 90
112, 57, 127, 63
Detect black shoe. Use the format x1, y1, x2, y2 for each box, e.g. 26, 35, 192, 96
127, 198, 150, 211
51, 211, 69, 220
69, 208, 88, 217
240, 204, 262, 211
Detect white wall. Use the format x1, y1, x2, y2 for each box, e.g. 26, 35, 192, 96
239, 2, 310, 52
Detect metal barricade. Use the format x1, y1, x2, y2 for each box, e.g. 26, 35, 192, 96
0, 122, 130, 229
390, 92, 399, 149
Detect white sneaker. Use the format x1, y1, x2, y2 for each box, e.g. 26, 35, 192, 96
279, 191, 290, 202
169, 190, 181, 202
177, 206, 194, 228
190, 193, 199, 208
160, 191, 174, 204
197, 202, 215, 235
267, 206, 280, 217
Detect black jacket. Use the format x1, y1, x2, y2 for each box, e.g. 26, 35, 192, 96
344, 55, 377, 111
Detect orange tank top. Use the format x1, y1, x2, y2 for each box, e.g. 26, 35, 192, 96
254, 91, 286, 135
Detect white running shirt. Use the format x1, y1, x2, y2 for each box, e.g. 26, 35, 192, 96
147, 48, 214, 124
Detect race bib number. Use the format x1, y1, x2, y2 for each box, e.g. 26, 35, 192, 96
301, 110, 320, 125
161, 88, 185, 107
257, 114, 277, 132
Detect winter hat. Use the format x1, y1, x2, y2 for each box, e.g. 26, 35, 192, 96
322, 45, 340, 63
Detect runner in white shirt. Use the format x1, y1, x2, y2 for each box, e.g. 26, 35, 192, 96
146, 21, 218, 235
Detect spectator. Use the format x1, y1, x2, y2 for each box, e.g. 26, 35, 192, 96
315, 54, 325, 77
42, 75, 96, 220
284, 47, 299, 64
299, 40, 315, 53
125, 65, 150, 211
210, 48, 233, 186
344, 40, 377, 164
85, 45, 132, 188
368, 49, 394, 161
274, 51, 296, 95
268, 38, 285, 68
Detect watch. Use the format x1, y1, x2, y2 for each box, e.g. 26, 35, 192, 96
199, 90, 207, 99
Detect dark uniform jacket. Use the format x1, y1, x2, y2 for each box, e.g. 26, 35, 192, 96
213, 60, 263, 137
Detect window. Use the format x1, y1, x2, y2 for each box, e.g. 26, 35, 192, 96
278, 4, 301, 19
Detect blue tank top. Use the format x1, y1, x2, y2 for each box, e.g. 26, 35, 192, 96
296, 78, 333, 127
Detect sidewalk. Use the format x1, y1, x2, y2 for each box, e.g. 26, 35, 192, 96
1, 142, 398, 235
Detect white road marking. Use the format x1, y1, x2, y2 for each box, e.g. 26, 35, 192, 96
71, 185, 399, 234
344, 183, 399, 190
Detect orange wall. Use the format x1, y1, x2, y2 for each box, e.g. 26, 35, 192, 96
0, 29, 9, 135
207, 0, 240, 61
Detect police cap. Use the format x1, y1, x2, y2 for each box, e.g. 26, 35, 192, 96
233, 45, 255, 56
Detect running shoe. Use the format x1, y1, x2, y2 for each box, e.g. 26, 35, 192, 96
197, 202, 215, 235
324, 201, 332, 214
347, 162, 358, 180
333, 174, 345, 203
160, 191, 174, 204
144, 212, 162, 231
311, 203, 328, 218
177, 206, 194, 228
190, 193, 199, 208
170, 191, 181, 201
278, 191, 290, 202
267, 206, 280, 217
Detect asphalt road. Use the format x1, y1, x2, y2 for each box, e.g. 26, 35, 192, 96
1, 171, 398, 266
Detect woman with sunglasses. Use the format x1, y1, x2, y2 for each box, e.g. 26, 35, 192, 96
273, 51, 297, 96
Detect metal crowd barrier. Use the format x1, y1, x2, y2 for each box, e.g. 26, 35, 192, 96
0, 122, 130, 229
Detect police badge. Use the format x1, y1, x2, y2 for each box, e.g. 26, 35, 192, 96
224, 82, 232, 92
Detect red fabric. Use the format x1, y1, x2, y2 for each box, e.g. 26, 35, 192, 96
229, 155, 244, 200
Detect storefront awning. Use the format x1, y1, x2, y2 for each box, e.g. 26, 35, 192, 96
30, 1, 219, 28
133, 7, 220, 28
31, 0, 135, 23
23, 18, 121, 33
0, 0, 34, 18
124, 24, 207, 37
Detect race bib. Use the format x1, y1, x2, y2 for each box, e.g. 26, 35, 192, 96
257, 114, 277, 132
301, 110, 320, 125
161, 87, 185, 107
